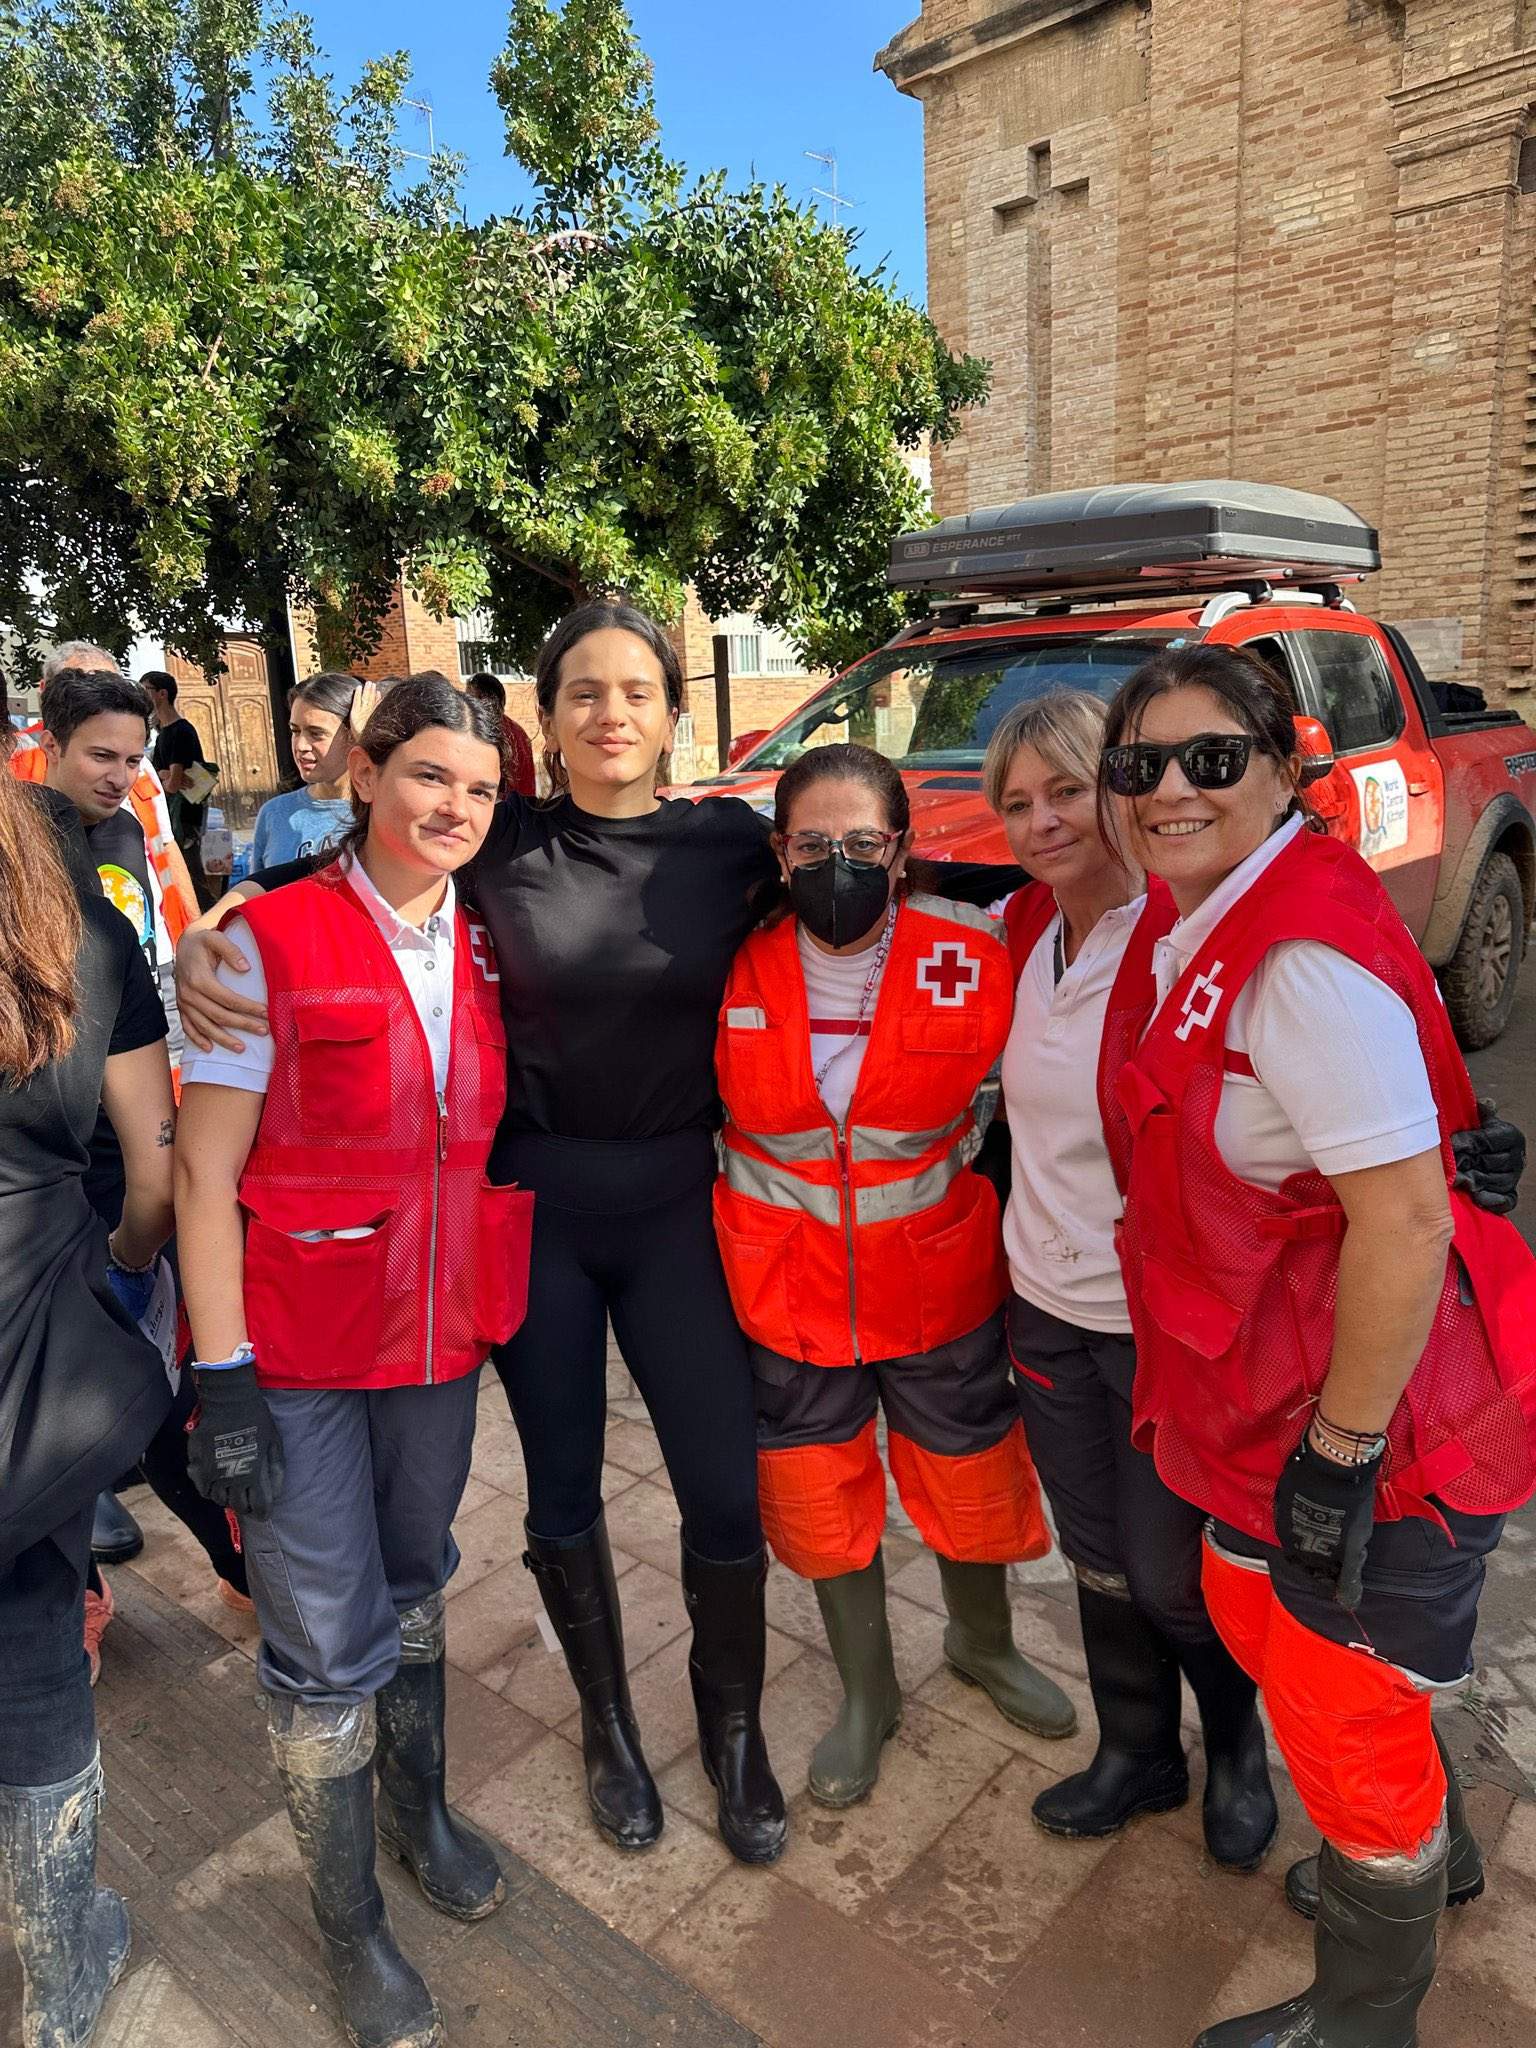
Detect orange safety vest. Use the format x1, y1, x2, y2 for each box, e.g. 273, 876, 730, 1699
9, 734, 193, 946
714, 892, 1011, 1369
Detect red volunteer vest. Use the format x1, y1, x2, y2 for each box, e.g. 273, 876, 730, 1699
1096, 827, 1536, 1540
236, 866, 532, 1391
1002, 882, 1057, 984
715, 893, 1011, 1368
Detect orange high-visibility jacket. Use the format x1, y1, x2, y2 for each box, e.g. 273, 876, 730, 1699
9, 735, 193, 947
714, 892, 1011, 1369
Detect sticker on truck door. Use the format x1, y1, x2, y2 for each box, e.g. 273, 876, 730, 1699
1351, 762, 1409, 857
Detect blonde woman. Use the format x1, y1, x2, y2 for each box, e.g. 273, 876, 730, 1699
984, 692, 1277, 1871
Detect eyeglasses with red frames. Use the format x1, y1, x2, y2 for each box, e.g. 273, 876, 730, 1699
779, 829, 903, 869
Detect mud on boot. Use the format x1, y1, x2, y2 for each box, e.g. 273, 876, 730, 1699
269, 1698, 442, 2048
375, 1592, 505, 1920
1032, 1581, 1188, 1841
0, 1750, 130, 2048
808, 1553, 904, 1808
937, 1556, 1077, 1740
522, 1515, 663, 1852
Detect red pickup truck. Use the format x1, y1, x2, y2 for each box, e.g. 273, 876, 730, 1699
678, 482, 1536, 1049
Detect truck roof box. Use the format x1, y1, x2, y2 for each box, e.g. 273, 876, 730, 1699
887, 480, 1380, 602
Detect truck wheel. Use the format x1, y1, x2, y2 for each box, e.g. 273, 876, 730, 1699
1441, 851, 1526, 1051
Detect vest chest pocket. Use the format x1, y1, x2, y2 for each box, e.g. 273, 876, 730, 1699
717, 1011, 786, 1127
294, 1000, 392, 1137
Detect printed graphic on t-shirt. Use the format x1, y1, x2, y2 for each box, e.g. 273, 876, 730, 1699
97, 861, 153, 952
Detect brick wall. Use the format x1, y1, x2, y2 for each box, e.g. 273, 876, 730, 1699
880, 0, 1536, 701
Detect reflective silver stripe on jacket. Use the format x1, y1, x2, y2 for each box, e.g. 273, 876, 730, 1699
723, 1147, 842, 1226
733, 1126, 839, 1166
848, 1114, 967, 1166
905, 891, 1006, 942
854, 1137, 970, 1225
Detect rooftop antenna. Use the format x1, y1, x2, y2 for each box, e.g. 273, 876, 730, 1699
400, 95, 437, 166
805, 149, 856, 222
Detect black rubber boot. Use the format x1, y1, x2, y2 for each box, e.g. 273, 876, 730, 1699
522, 1516, 663, 1852
1032, 1584, 1188, 1840
89, 1492, 142, 1566
680, 1542, 788, 1865
1286, 1727, 1483, 1921
269, 1701, 442, 2048
375, 1595, 505, 1922
937, 1555, 1078, 1739
1196, 1839, 1447, 2047
809, 1553, 904, 1807
0, 1749, 130, 2048
1174, 1635, 1278, 1872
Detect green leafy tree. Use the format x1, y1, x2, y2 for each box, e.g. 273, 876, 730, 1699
0, 0, 987, 686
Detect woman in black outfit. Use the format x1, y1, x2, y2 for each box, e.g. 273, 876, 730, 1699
0, 773, 177, 2046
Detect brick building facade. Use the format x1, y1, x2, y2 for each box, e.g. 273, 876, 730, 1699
878, 0, 1536, 702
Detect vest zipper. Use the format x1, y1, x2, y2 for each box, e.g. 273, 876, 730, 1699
835, 1120, 862, 1367
426, 1089, 447, 1385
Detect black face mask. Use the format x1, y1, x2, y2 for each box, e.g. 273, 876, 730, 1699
788, 853, 893, 950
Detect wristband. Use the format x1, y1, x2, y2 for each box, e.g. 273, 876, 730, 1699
196, 1342, 257, 1373
106, 1236, 157, 1277
1308, 1411, 1387, 1468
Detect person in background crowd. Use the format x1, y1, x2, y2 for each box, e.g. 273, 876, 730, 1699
715, 744, 1074, 1810
144, 670, 215, 909
1098, 645, 1536, 2048
250, 672, 358, 869
0, 766, 176, 2048
176, 675, 527, 2048
983, 692, 1277, 1874
465, 671, 537, 797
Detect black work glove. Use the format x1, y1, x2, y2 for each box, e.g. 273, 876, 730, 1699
186, 1362, 286, 1519
1451, 1096, 1526, 1217
1273, 1433, 1382, 1610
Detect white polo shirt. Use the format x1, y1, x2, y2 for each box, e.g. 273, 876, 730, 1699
1002, 897, 1146, 1336
181, 854, 458, 1098
1150, 816, 1440, 1190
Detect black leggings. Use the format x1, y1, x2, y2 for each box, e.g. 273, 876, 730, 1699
493, 1131, 762, 1562
0, 1502, 96, 1786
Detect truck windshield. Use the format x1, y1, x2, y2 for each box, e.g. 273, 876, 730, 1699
744, 635, 1173, 771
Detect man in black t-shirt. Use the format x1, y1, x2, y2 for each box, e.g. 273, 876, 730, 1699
145, 671, 213, 907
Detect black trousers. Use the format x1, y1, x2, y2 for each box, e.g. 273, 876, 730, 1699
0, 1502, 96, 1787
493, 1130, 762, 1562
1006, 1292, 1218, 1648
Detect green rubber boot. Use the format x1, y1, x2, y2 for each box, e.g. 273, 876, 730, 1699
808, 1554, 905, 1808
937, 1556, 1078, 1739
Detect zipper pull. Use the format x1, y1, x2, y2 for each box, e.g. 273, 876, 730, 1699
437, 1090, 448, 1162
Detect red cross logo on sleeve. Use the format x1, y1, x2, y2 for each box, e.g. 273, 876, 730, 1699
916, 942, 981, 1008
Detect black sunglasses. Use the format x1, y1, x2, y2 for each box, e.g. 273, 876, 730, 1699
1103, 733, 1254, 799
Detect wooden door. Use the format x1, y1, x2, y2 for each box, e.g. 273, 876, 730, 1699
167, 638, 281, 828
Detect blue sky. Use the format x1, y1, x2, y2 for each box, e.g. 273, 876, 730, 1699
308, 0, 930, 301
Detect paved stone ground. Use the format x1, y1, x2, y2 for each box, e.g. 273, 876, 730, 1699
2, 994, 1532, 2048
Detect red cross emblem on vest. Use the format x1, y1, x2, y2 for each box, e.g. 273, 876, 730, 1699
1174, 961, 1224, 1041
916, 941, 980, 1008
468, 921, 501, 985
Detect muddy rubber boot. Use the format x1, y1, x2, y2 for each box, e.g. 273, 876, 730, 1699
808, 1553, 905, 1808
1286, 1727, 1483, 1921
269, 1699, 442, 2048
522, 1515, 663, 1852
375, 1593, 504, 1921
1032, 1584, 1188, 1840
1174, 1635, 1278, 1872
681, 1542, 787, 1865
937, 1555, 1078, 1740
1196, 1838, 1447, 2048
0, 1749, 130, 2048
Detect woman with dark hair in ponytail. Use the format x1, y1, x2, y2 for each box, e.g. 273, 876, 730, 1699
173, 606, 1014, 1874
175, 674, 526, 2048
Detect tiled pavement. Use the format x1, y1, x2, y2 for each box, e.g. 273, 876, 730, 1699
6, 1345, 1536, 2048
